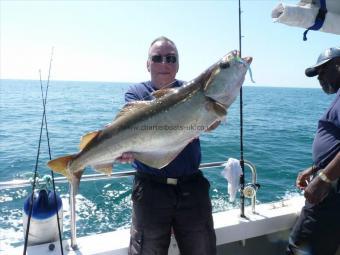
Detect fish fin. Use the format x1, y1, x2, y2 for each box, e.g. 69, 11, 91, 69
114, 101, 151, 121
151, 88, 177, 99
133, 149, 184, 169
72, 170, 84, 195
48, 155, 84, 194
47, 155, 74, 176
47, 155, 76, 185
213, 102, 227, 117
92, 163, 113, 175
205, 97, 227, 117
80, 131, 100, 150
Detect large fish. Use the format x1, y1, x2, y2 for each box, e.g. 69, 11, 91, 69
48, 50, 252, 192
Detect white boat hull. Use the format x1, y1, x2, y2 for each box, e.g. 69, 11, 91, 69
1, 196, 330, 255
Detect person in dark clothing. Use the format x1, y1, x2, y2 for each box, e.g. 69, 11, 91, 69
287, 47, 340, 255
120, 36, 217, 255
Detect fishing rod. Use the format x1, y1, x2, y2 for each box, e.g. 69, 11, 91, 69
23, 48, 64, 255
41, 47, 64, 255
238, 0, 246, 218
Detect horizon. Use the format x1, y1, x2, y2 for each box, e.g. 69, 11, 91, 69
0, 78, 322, 89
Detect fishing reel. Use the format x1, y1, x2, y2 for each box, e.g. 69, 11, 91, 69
242, 183, 260, 199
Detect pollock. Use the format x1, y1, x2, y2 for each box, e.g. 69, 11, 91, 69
48, 50, 252, 192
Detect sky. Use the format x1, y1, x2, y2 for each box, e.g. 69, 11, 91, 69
1, 0, 339, 88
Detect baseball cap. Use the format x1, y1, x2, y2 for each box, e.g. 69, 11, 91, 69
305, 47, 340, 77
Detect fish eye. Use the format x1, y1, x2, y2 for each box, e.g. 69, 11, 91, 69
219, 62, 230, 69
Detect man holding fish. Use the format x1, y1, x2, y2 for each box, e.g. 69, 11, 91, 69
122, 36, 218, 255
48, 36, 251, 254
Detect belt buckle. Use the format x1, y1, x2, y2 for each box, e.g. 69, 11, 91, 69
166, 178, 178, 185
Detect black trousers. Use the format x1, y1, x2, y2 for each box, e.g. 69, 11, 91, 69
287, 181, 340, 255
128, 171, 216, 255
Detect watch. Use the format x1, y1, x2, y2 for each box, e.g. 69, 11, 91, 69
318, 171, 332, 184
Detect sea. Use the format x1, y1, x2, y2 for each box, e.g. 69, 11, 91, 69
0, 79, 336, 250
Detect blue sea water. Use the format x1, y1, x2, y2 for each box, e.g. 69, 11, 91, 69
0, 79, 335, 250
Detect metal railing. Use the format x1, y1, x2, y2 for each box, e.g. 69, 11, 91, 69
0, 160, 258, 250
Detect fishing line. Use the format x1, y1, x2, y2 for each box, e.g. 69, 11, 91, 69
235, 57, 255, 83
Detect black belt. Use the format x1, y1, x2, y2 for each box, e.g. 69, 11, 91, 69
135, 171, 202, 185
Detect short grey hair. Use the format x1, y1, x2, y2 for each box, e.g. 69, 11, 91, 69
148, 36, 178, 57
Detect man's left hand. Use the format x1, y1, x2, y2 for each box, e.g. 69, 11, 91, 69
116, 152, 134, 163
303, 176, 332, 204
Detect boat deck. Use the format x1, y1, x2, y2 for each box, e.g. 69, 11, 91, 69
3, 196, 312, 255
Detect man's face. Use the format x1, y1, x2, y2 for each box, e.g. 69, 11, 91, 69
318, 58, 340, 94
147, 41, 179, 89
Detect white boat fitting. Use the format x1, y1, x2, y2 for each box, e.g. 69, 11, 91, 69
272, 0, 340, 36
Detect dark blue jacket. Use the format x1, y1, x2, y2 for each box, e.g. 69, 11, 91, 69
124, 80, 201, 178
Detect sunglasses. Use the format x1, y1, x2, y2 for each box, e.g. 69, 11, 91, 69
150, 54, 177, 64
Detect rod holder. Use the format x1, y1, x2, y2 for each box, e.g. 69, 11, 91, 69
243, 160, 259, 214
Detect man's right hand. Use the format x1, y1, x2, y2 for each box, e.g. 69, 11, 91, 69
116, 152, 134, 163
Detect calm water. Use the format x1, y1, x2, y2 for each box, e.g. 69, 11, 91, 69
0, 79, 335, 250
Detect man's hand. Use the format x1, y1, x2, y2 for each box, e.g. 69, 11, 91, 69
296, 166, 332, 204
296, 166, 315, 190
303, 176, 331, 204
116, 152, 134, 163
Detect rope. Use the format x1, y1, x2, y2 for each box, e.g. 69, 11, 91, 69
27, 173, 52, 190
303, 0, 327, 41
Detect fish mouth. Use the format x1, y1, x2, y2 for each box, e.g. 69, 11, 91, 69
243, 57, 252, 64
220, 51, 253, 67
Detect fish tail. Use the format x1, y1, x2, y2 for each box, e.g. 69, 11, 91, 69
47, 155, 84, 194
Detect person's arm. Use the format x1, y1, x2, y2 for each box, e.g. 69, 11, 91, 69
321, 151, 340, 181
296, 165, 319, 190
125, 86, 140, 102
304, 151, 340, 204
125, 92, 139, 103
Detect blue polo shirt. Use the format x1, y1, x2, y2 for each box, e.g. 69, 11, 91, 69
124, 80, 201, 178
312, 89, 340, 168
